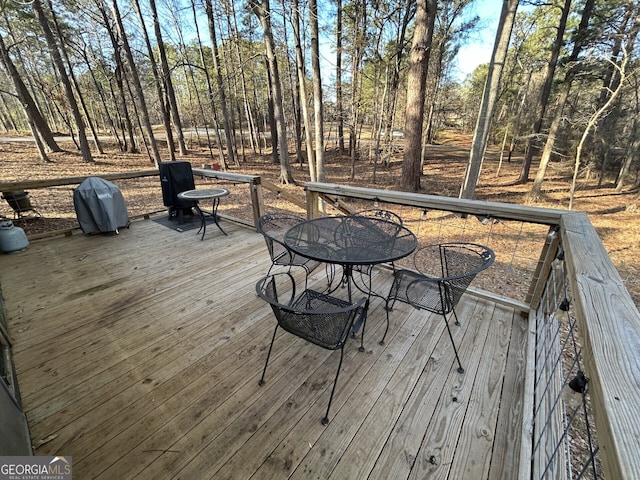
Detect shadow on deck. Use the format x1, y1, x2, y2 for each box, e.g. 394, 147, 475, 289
0, 215, 525, 479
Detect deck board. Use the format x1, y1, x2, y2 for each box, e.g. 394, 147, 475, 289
0, 215, 525, 479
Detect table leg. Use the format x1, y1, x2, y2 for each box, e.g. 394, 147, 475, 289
194, 202, 206, 241
342, 265, 367, 352
211, 197, 228, 236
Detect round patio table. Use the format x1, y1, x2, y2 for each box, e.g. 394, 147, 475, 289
285, 214, 417, 299
177, 188, 229, 240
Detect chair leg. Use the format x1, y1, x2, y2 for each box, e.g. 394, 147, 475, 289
452, 307, 461, 326
380, 277, 398, 345
322, 347, 345, 425
357, 299, 369, 352
442, 312, 464, 374
259, 325, 279, 385
380, 305, 390, 345
325, 264, 336, 292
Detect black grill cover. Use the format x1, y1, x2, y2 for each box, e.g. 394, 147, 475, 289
159, 161, 196, 209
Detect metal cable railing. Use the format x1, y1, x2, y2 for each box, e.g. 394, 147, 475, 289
532, 242, 602, 479
318, 195, 548, 306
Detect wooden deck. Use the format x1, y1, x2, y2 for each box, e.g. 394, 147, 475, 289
0, 215, 527, 479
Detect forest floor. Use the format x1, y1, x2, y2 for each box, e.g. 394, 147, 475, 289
1, 130, 638, 308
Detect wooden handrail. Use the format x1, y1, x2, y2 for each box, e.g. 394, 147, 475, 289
561, 213, 640, 479
0, 170, 160, 191
304, 182, 567, 225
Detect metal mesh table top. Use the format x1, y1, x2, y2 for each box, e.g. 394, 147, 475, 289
284, 215, 417, 266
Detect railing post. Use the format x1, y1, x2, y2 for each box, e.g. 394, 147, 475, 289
526, 226, 561, 309
250, 177, 265, 229
306, 188, 320, 219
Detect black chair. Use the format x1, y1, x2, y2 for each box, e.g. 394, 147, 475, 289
385, 242, 495, 373
350, 209, 404, 301
352, 209, 403, 276
256, 272, 368, 425
355, 208, 403, 226
257, 213, 329, 287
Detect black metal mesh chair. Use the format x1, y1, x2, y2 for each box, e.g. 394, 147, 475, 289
256, 213, 326, 286
355, 208, 403, 226
256, 272, 368, 425
385, 242, 495, 373
351, 209, 404, 288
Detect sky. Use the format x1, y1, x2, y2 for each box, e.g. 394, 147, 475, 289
453, 0, 504, 82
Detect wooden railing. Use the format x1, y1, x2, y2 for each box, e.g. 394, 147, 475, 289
0, 168, 266, 237
303, 182, 640, 480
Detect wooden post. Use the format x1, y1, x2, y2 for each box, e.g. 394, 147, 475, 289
306, 188, 320, 219
250, 178, 265, 229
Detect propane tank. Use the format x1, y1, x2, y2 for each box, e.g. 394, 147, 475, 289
0, 220, 29, 253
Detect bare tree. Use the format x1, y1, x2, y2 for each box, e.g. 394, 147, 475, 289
570, 49, 630, 208
347, 0, 366, 180
149, 0, 187, 156
517, 0, 572, 184
0, 35, 60, 153
47, 0, 104, 155
310, 0, 325, 181
400, 0, 437, 191
459, 0, 519, 199
250, 0, 294, 183
335, 0, 345, 154
530, 0, 595, 200
205, 0, 238, 167
132, 0, 175, 160
93, 0, 137, 153
292, 0, 317, 180
109, 0, 162, 165
190, 0, 226, 167
33, 0, 93, 162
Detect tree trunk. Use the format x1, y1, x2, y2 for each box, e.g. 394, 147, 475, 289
205, 0, 238, 167
47, 0, 104, 155
133, 0, 175, 160
293, 0, 317, 180
251, 0, 294, 183
517, 0, 571, 184
401, 0, 436, 192
309, 0, 325, 182
190, 0, 226, 168
109, 0, 162, 165
459, 0, 518, 199
93, 0, 137, 153
617, 118, 640, 191
385, 4, 414, 152
570, 50, 629, 208
0, 35, 60, 152
33, 0, 93, 163
279, 0, 303, 169
265, 63, 279, 165
81, 45, 123, 150
149, 0, 187, 156
0, 94, 19, 132
335, 0, 345, 155
26, 116, 51, 162
349, 0, 366, 180
230, 1, 259, 154
531, 0, 595, 200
